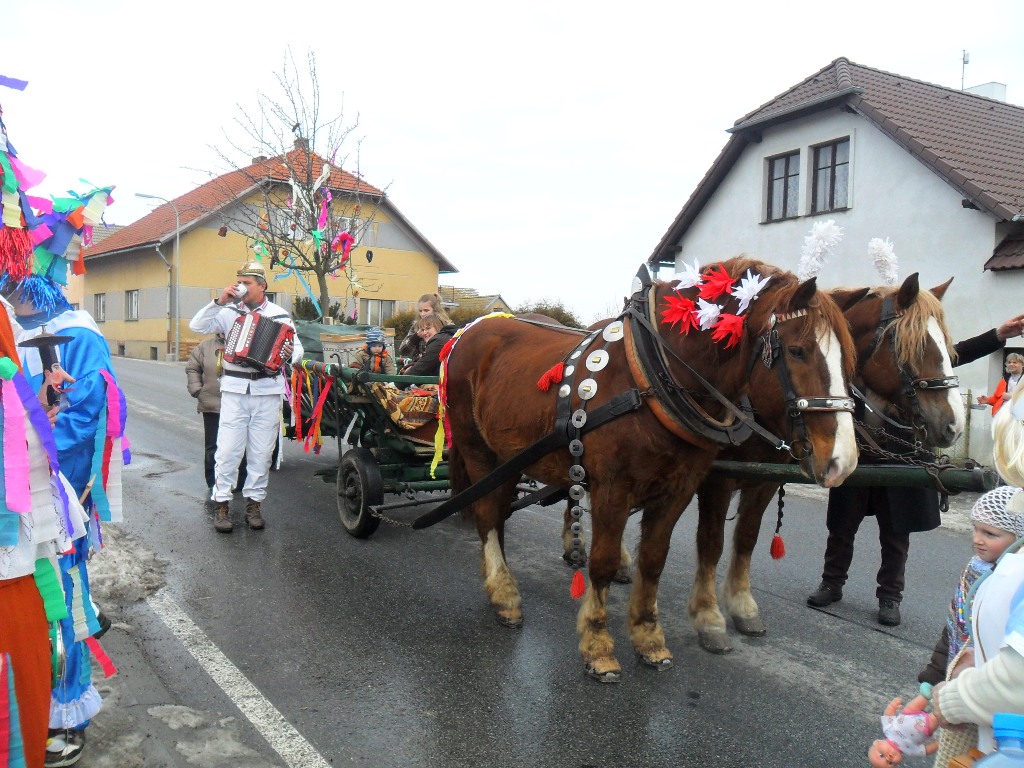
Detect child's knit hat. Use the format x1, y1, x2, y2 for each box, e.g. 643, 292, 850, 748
366, 327, 385, 346
971, 486, 1024, 539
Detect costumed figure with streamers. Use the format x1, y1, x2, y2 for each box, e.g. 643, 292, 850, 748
0, 299, 89, 768
189, 261, 302, 533
0, 91, 125, 767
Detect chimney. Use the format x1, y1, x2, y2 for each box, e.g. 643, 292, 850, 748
252, 155, 268, 164
294, 137, 309, 151
964, 82, 1007, 101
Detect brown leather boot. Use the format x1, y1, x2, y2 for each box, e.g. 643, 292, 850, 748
245, 499, 265, 530
213, 502, 233, 533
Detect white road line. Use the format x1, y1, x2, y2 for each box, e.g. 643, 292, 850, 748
147, 591, 332, 768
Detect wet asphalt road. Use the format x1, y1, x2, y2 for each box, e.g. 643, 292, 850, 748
90, 356, 982, 768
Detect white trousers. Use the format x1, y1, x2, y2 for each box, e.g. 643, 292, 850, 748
213, 391, 281, 502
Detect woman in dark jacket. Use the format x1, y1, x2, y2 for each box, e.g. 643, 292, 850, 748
403, 314, 456, 377
807, 318, 1024, 627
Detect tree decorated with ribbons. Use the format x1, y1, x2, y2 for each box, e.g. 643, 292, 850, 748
209, 49, 389, 320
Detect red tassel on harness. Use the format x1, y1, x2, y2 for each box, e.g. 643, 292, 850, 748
770, 535, 786, 560
536, 362, 565, 392
570, 569, 586, 600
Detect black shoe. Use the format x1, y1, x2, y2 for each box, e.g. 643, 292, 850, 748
807, 581, 843, 607
46, 729, 85, 767
878, 598, 902, 626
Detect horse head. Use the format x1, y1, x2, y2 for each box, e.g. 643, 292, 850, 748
835, 273, 964, 449
654, 257, 858, 487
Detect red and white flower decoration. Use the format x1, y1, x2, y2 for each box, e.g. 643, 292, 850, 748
659, 261, 770, 349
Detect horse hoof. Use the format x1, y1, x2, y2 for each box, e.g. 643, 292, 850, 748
611, 567, 633, 584
698, 631, 734, 654
732, 615, 767, 637
585, 663, 621, 684
636, 652, 673, 671
495, 612, 524, 629
562, 552, 588, 567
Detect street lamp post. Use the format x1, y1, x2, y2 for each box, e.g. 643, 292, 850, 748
136, 193, 180, 360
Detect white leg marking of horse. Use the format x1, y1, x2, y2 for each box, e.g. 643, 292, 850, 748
483, 529, 509, 585
928, 316, 966, 437
820, 326, 858, 485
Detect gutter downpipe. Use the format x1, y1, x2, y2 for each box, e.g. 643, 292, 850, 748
152, 245, 172, 356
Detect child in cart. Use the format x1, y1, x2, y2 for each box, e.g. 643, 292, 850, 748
354, 328, 396, 375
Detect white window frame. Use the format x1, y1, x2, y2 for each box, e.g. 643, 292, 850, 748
94, 293, 106, 322
359, 298, 394, 326
125, 289, 139, 321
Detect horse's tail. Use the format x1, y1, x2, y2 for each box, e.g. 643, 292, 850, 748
446, 442, 475, 522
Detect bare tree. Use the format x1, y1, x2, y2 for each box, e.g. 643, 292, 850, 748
206, 48, 389, 319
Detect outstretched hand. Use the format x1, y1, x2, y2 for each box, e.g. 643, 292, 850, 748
996, 314, 1024, 341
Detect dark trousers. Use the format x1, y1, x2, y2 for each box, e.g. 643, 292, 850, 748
203, 412, 247, 490
822, 486, 910, 602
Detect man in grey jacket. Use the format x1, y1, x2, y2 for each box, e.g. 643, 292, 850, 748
185, 333, 246, 493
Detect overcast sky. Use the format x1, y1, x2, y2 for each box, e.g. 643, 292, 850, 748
3, 0, 1022, 323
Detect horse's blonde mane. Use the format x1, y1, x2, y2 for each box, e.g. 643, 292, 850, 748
873, 285, 955, 368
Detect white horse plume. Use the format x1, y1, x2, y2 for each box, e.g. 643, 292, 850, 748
798, 220, 843, 281
868, 237, 898, 285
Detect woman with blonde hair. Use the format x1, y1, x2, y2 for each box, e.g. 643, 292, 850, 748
398, 293, 453, 360
978, 352, 1024, 415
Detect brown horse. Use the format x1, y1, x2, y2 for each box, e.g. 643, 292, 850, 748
441, 257, 859, 681
689, 274, 962, 653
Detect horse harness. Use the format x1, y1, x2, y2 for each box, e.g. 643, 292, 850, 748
856, 294, 959, 446
413, 265, 853, 530
622, 265, 854, 460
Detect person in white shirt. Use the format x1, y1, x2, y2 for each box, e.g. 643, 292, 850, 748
189, 262, 303, 532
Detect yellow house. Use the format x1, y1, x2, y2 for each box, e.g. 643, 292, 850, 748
84, 143, 456, 360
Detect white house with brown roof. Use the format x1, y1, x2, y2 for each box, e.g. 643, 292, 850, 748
649, 57, 1024, 462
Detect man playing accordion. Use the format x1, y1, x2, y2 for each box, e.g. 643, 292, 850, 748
189, 261, 303, 533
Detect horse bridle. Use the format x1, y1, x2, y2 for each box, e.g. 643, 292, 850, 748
741, 308, 855, 459
859, 295, 959, 443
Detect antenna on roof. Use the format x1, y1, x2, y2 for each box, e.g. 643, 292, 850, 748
962, 50, 970, 90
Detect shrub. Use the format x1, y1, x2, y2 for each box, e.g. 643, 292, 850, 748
513, 300, 584, 329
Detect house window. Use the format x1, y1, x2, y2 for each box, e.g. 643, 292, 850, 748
125, 289, 139, 321
766, 151, 800, 221
264, 292, 277, 305
94, 293, 106, 322
812, 139, 850, 213
360, 299, 394, 326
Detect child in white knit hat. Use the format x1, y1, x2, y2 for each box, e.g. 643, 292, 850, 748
896, 485, 1024, 767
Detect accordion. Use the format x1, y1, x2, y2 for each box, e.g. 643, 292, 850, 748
223, 312, 294, 374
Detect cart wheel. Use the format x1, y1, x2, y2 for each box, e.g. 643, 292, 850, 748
338, 448, 383, 538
